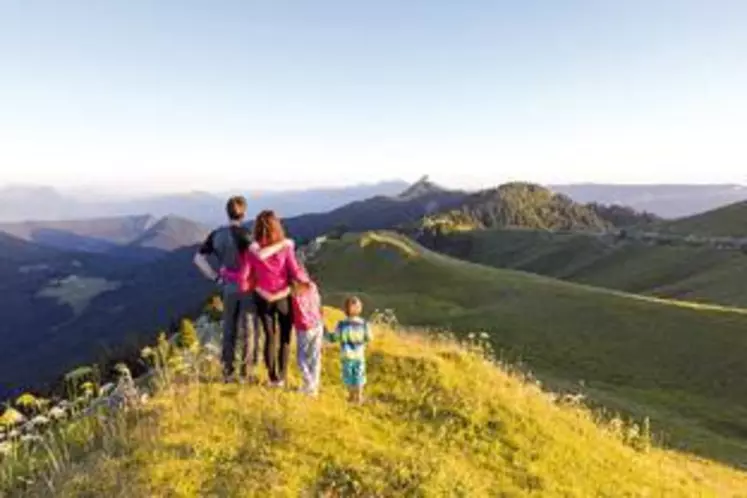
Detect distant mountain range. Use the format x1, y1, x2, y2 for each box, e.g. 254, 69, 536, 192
0, 181, 409, 224
3, 181, 747, 224
0, 215, 208, 261
282, 178, 654, 241
551, 183, 747, 219
282, 177, 467, 241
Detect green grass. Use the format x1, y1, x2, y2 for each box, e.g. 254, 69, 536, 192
662, 200, 747, 237
19, 322, 747, 497
430, 227, 747, 308
311, 232, 747, 467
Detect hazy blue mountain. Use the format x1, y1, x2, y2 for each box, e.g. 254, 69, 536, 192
551, 184, 747, 219
6, 181, 744, 222
0, 215, 208, 261
125, 215, 210, 251
0, 181, 409, 224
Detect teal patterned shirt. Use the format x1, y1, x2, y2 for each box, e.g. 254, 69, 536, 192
326, 317, 372, 360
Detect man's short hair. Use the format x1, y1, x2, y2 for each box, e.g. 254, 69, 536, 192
225, 196, 247, 221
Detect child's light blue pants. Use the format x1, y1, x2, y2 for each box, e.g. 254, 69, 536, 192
297, 324, 324, 393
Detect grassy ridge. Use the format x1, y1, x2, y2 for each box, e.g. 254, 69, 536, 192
28, 319, 747, 497
311, 232, 747, 466
662, 200, 747, 237
427, 228, 747, 308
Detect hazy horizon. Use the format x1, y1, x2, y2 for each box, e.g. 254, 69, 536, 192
3, 177, 747, 199
2, 1, 746, 192
0, 177, 411, 198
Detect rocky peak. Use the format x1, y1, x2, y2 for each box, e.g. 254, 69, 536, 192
396, 175, 446, 200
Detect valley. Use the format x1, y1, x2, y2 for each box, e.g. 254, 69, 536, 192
0, 219, 213, 400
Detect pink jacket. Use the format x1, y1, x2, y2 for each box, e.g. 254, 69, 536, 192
221, 238, 306, 301
292, 281, 323, 331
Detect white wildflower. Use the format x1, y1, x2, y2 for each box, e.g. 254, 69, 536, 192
0, 441, 14, 456
20, 434, 43, 444
561, 393, 586, 405
204, 343, 221, 357
100, 382, 116, 396
49, 406, 68, 420
30, 415, 50, 427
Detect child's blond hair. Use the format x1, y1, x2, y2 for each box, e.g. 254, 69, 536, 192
344, 296, 363, 318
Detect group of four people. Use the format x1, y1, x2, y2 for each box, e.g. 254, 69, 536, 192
193, 196, 372, 402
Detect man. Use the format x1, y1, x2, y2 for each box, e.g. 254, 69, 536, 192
193, 196, 258, 382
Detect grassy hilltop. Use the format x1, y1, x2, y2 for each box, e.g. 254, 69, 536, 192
310, 232, 747, 466
19, 309, 747, 497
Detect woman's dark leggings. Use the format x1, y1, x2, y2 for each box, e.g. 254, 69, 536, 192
254, 294, 294, 383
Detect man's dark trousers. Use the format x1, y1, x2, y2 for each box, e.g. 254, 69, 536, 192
222, 288, 259, 379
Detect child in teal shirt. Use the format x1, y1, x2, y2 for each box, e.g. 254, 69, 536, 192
326, 296, 373, 404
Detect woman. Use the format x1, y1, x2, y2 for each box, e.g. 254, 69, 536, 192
246, 210, 306, 387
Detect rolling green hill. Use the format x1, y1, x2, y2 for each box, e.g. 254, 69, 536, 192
309, 232, 747, 467
18, 314, 747, 497
661, 200, 747, 237
421, 228, 747, 309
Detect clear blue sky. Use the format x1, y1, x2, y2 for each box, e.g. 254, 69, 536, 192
1, 0, 746, 193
